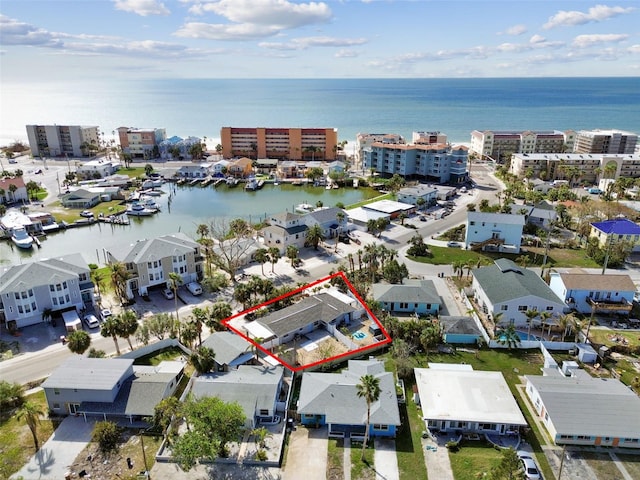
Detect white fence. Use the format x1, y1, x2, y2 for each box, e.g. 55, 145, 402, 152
460, 289, 491, 343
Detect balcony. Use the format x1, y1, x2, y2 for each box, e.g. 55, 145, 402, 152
586, 297, 633, 313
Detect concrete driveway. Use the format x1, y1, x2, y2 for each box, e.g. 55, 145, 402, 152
373, 438, 399, 480
12, 416, 95, 480
282, 426, 327, 480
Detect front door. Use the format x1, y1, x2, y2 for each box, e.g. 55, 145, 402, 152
68, 403, 81, 415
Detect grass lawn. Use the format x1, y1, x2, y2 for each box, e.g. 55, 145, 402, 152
346, 192, 394, 210
0, 390, 59, 479
448, 441, 502, 480
617, 453, 640, 479
326, 438, 344, 480
581, 451, 623, 480
350, 441, 375, 480
48, 200, 127, 223
118, 167, 147, 178
409, 245, 599, 268
133, 346, 185, 366
588, 329, 640, 349
396, 395, 429, 480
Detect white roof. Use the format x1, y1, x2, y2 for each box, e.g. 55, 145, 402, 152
414, 365, 526, 426
347, 207, 389, 223
244, 321, 276, 340
363, 199, 415, 214
467, 211, 526, 225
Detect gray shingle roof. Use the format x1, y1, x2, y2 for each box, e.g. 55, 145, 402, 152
256, 293, 355, 338
261, 224, 307, 237
42, 357, 133, 390
191, 365, 283, 421
303, 207, 346, 226
440, 316, 482, 335
270, 211, 302, 223
297, 360, 401, 427
109, 232, 199, 263
0, 254, 90, 293
202, 331, 254, 367
473, 259, 564, 305
372, 279, 440, 305
526, 373, 640, 438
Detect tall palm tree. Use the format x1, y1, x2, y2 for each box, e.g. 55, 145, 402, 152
356, 374, 381, 461
101, 316, 122, 356
109, 262, 131, 304
557, 313, 577, 342
286, 245, 299, 268
254, 248, 269, 276
168, 272, 183, 324
67, 330, 91, 355
538, 311, 553, 338
524, 310, 539, 341
268, 246, 280, 274
207, 301, 232, 331
305, 224, 324, 250
190, 346, 216, 375
496, 324, 521, 350
17, 401, 44, 450
118, 310, 139, 351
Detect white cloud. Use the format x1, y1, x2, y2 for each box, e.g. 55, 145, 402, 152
175, 22, 281, 40
496, 36, 564, 53
543, 4, 635, 30
629, 45, 640, 54
529, 34, 546, 44
504, 24, 527, 36
113, 0, 170, 16
572, 33, 629, 48
0, 15, 62, 47
259, 36, 367, 51
335, 49, 358, 58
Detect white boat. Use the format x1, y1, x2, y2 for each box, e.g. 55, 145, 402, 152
245, 178, 259, 191
11, 227, 33, 249
226, 177, 239, 187
295, 203, 314, 214
126, 202, 155, 216
139, 196, 160, 212
325, 184, 331, 190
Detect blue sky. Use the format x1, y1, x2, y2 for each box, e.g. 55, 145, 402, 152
1, 1, 639, 82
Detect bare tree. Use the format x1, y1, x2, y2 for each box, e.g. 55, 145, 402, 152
207, 218, 257, 283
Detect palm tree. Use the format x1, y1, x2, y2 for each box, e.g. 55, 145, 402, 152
190, 346, 216, 375
101, 316, 122, 356
557, 313, 577, 342
268, 246, 280, 274
118, 310, 139, 351
207, 301, 232, 331
524, 310, 539, 341
496, 324, 521, 350
168, 272, 183, 323
67, 330, 91, 355
17, 401, 44, 450
305, 224, 324, 250
196, 223, 210, 239
416, 197, 425, 211
109, 262, 131, 305
286, 245, 299, 268
254, 248, 269, 276
356, 374, 381, 461
538, 311, 553, 338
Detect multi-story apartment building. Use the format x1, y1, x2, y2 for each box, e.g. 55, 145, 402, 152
117, 127, 167, 159
470, 130, 575, 160
220, 127, 338, 161
362, 142, 468, 184
509, 152, 640, 185
26, 125, 100, 157
0, 254, 94, 329
574, 129, 638, 155
355, 133, 405, 170
105, 233, 203, 299
412, 131, 447, 145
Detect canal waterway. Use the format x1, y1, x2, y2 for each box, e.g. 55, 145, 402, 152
0, 183, 378, 267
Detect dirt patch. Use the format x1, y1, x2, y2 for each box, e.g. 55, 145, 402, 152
580, 451, 622, 480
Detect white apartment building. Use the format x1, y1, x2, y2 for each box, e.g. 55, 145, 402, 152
574, 129, 638, 155
26, 125, 100, 157
509, 152, 640, 185
470, 130, 575, 160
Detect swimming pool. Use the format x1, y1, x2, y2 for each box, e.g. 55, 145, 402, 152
352, 331, 367, 340
498, 330, 540, 341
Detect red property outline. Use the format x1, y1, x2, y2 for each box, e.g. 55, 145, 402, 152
222, 271, 391, 372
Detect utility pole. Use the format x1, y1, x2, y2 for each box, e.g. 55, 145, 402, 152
140, 430, 150, 479
557, 444, 567, 479
601, 234, 614, 275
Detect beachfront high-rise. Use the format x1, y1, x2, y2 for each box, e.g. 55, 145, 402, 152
117, 127, 167, 159
470, 130, 575, 161
363, 142, 468, 184
573, 129, 638, 155
26, 125, 100, 157
220, 127, 338, 161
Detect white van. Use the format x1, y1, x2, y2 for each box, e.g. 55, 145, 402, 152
186, 282, 203, 296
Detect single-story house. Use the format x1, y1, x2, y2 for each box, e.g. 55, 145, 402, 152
525, 368, 640, 448
297, 359, 401, 439
440, 316, 484, 344
191, 365, 285, 428
42, 357, 184, 420
327, 161, 346, 174
245, 292, 355, 348
361, 200, 415, 219
201, 331, 254, 371
396, 186, 438, 207
472, 258, 565, 328
60, 188, 101, 208
76, 159, 120, 179
525, 201, 558, 230
590, 218, 640, 252
414, 364, 527, 435
435, 186, 457, 201
549, 272, 635, 315
346, 207, 390, 231
372, 279, 440, 315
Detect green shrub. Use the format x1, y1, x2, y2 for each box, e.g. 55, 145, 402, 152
92, 421, 122, 455
256, 449, 268, 461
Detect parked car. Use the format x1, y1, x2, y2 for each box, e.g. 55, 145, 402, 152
8, 159, 17, 164
588, 187, 603, 194
516, 450, 534, 461
446, 241, 461, 248
520, 458, 541, 480
80, 210, 94, 218
34, 169, 43, 174
83, 314, 100, 329
186, 281, 203, 296
100, 308, 112, 321
419, 216, 427, 222
162, 288, 174, 299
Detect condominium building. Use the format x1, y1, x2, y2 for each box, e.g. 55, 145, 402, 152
220, 127, 338, 161
356, 133, 405, 169
509, 152, 640, 185
26, 125, 100, 157
574, 129, 638, 155
470, 130, 575, 160
362, 142, 468, 184
117, 127, 167, 158
412, 131, 447, 145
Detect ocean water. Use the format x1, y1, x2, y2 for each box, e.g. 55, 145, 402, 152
2, 77, 639, 146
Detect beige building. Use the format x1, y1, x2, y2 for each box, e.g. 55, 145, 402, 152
26, 125, 100, 157
470, 130, 575, 161
117, 127, 167, 158
574, 129, 638, 155
220, 127, 338, 161
509, 152, 640, 185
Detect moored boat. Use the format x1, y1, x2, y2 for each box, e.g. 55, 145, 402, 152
245, 178, 259, 191
126, 202, 155, 216
11, 227, 33, 249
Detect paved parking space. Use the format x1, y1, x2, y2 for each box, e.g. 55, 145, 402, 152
282, 426, 327, 480
373, 438, 399, 480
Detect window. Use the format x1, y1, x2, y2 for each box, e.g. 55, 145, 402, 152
546, 306, 554, 311
260, 409, 269, 416
373, 424, 389, 431
53, 403, 60, 409
518, 305, 527, 311
501, 305, 508, 311
54, 388, 60, 395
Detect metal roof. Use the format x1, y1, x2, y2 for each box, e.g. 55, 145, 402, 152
468, 211, 526, 225
42, 357, 133, 391
591, 218, 640, 235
